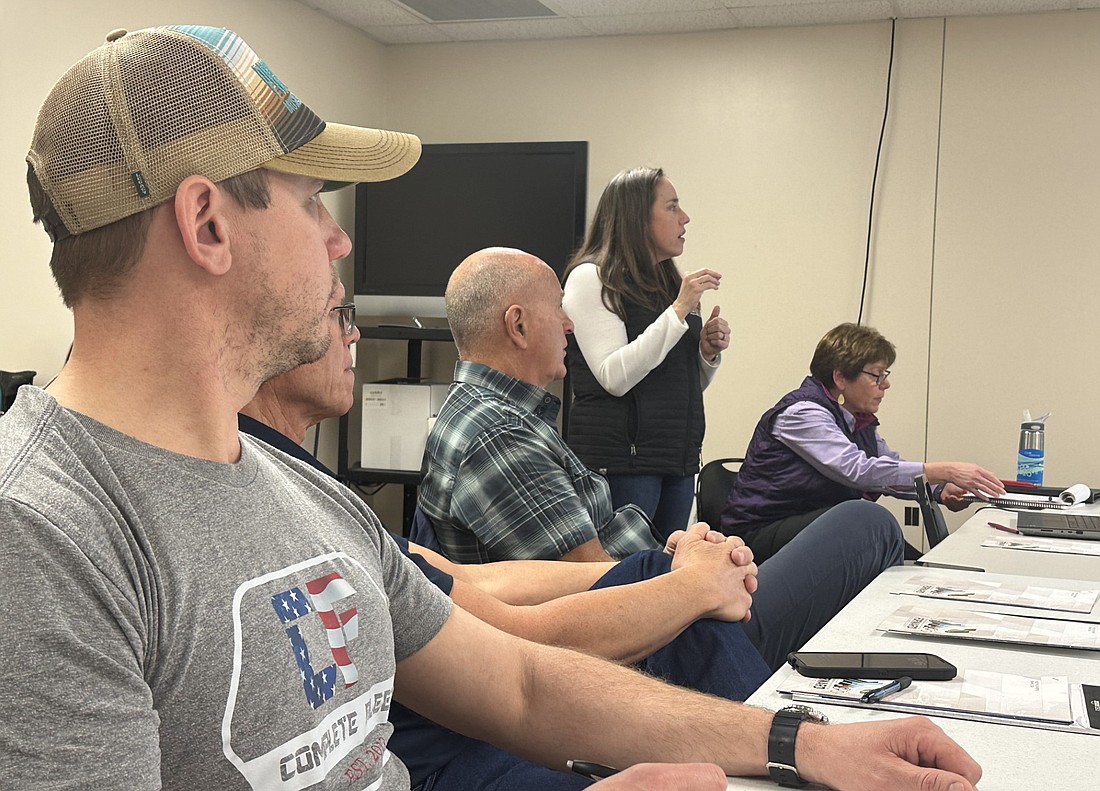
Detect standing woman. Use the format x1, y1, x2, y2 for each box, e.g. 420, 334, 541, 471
562, 167, 730, 541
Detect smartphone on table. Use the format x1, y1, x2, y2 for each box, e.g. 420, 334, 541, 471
787, 651, 957, 680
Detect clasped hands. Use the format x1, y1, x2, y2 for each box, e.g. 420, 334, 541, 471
664, 522, 757, 623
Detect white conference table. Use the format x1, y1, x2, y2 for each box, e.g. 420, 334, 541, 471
919, 502, 1100, 582
724, 565, 1100, 790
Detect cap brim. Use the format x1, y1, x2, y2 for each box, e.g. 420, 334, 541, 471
264, 122, 421, 184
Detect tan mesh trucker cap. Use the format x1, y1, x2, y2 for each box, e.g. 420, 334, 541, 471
27, 25, 421, 241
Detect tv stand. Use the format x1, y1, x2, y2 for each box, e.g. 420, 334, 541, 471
338, 324, 453, 536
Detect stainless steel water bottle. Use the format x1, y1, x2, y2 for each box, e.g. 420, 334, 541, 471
1017, 421, 1045, 485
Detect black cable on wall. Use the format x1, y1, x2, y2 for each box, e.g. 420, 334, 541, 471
857, 17, 898, 326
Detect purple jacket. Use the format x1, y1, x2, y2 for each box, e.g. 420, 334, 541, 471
720, 376, 880, 537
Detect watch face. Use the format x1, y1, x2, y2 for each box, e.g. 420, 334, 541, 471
780, 705, 829, 724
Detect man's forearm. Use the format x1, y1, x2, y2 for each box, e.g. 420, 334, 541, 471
517, 644, 774, 774
459, 568, 714, 663
397, 607, 771, 775
409, 542, 615, 605
461, 557, 615, 603
399, 609, 982, 791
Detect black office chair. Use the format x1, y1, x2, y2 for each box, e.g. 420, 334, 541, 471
0, 370, 35, 416
914, 474, 950, 548
695, 457, 744, 529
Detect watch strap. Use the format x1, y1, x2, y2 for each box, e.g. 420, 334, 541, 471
767, 707, 821, 787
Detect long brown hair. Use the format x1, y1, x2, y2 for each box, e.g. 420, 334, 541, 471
563, 167, 680, 320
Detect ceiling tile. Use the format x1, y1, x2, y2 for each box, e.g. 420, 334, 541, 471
397, 0, 557, 22
301, 0, 423, 26
893, 0, 1073, 18
576, 9, 741, 35
432, 16, 593, 40
544, 0, 727, 16
728, 1, 895, 27
365, 24, 455, 43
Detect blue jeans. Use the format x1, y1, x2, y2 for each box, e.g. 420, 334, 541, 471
416, 744, 592, 791
411, 499, 903, 789
606, 473, 695, 542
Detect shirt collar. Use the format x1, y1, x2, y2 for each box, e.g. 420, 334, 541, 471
454, 360, 561, 422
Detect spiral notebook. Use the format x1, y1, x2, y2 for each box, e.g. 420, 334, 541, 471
961, 482, 1096, 511
963, 492, 1071, 510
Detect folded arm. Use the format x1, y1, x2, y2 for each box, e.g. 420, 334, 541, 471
442, 536, 755, 664
408, 541, 616, 605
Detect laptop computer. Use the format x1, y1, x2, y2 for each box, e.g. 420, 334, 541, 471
1015, 509, 1100, 540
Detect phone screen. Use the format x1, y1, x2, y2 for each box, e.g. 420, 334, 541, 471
808, 653, 944, 669
788, 652, 957, 679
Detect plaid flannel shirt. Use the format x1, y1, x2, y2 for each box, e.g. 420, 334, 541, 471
418, 361, 660, 563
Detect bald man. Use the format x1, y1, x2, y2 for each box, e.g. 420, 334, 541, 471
420, 247, 658, 563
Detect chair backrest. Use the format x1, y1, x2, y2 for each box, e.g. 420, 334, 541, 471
913, 474, 950, 548
695, 457, 743, 529
408, 505, 444, 553
0, 369, 35, 414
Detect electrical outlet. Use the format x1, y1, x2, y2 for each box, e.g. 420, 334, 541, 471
904, 506, 920, 526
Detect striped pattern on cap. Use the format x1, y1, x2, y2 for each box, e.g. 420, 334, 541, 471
27, 25, 420, 240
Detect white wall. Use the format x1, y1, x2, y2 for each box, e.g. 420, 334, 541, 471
375, 10, 1100, 542
930, 13, 1100, 498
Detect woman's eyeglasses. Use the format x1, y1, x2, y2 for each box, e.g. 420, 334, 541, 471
331, 303, 356, 337
860, 369, 890, 386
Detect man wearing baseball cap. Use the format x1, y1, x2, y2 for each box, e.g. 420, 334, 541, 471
0, 25, 982, 791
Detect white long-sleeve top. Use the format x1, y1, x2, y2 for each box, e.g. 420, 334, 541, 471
562, 262, 720, 398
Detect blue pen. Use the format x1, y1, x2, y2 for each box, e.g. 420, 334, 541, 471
860, 676, 913, 704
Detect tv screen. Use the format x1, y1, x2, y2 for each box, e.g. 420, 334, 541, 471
353, 141, 588, 319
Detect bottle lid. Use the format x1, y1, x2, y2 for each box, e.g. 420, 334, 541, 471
1021, 421, 1044, 431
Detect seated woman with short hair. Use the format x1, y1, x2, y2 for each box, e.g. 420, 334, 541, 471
719, 322, 1004, 563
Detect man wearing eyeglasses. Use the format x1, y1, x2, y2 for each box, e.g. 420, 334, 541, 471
239, 300, 359, 449
240, 290, 773, 789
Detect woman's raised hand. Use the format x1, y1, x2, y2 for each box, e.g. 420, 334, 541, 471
672, 268, 722, 320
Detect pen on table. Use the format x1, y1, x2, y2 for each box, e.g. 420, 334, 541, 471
567, 760, 618, 780
860, 676, 913, 704
987, 521, 1019, 534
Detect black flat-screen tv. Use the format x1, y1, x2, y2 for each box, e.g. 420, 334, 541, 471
353, 141, 588, 319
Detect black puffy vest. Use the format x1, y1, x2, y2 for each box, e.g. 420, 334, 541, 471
566, 298, 705, 476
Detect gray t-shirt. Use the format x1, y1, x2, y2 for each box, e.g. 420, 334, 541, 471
0, 387, 452, 789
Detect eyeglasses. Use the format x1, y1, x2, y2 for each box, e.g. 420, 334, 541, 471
860, 369, 891, 386
331, 303, 356, 337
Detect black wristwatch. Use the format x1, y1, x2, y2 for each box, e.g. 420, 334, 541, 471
767, 705, 828, 787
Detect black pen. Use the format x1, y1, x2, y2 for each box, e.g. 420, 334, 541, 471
860, 675, 913, 704
567, 760, 618, 779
